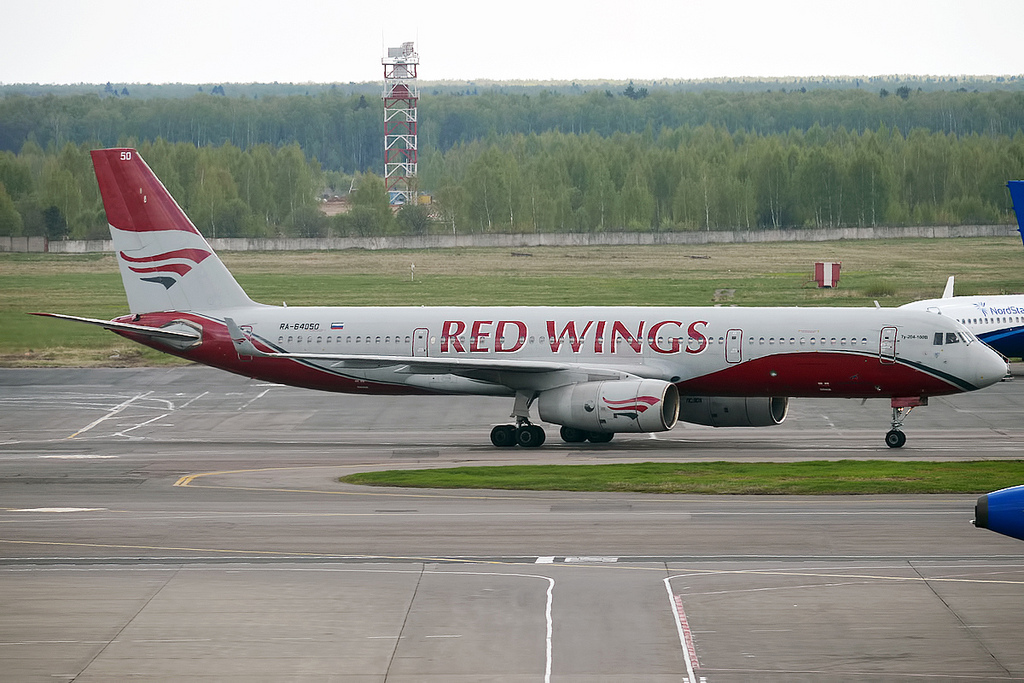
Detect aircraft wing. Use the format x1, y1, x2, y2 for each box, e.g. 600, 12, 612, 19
225, 318, 643, 382
31, 312, 201, 342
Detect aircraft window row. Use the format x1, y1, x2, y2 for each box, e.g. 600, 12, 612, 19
960, 316, 1022, 325
748, 336, 869, 347
278, 335, 414, 345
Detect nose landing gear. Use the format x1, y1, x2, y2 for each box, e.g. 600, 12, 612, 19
886, 396, 927, 448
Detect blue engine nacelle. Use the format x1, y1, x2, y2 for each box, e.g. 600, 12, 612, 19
974, 485, 1024, 542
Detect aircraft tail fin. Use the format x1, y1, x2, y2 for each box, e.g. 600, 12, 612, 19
1008, 180, 1024, 247
941, 275, 955, 299
91, 148, 257, 314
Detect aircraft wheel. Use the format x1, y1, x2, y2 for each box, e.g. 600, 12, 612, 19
559, 425, 588, 443
490, 425, 517, 448
587, 431, 614, 444
515, 425, 545, 448
885, 429, 907, 448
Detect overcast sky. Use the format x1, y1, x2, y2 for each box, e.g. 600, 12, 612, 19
2, 0, 1021, 85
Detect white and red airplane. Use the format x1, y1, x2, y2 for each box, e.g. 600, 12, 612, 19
37, 148, 1009, 449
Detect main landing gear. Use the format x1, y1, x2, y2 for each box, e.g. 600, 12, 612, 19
491, 390, 546, 448
885, 396, 927, 448
489, 390, 616, 448
488, 423, 616, 448
490, 423, 546, 448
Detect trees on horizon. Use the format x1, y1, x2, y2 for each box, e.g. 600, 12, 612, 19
2, 86, 1024, 239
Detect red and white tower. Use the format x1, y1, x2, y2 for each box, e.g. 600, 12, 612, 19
382, 41, 419, 206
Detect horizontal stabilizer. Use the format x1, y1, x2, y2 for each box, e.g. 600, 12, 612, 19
31, 312, 201, 342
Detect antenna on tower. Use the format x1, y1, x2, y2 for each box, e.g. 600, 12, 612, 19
382, 41, 419, 206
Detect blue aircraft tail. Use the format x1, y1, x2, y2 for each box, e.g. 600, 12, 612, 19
1008, 181, 1024, 246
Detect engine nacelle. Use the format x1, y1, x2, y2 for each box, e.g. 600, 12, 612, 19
538, 379, 679, 433
975, 485, 1024, 542
678, 396, 789, 427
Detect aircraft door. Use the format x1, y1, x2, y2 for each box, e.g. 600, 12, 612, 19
726, 328, 743, 363
413, 328, 429, 357
879, 326, 897, 364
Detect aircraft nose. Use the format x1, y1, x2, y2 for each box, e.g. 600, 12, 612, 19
973, 343, 1010, 389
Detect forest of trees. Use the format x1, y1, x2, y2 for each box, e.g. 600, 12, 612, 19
2, 85, 1024, 239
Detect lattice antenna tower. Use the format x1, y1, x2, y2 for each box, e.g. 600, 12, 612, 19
382, 41, 419, 205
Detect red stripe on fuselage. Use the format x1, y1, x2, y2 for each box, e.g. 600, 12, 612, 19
675, 351, 962, 398
111, 312, 431, 396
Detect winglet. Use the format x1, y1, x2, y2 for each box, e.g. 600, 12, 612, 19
941, 275, 955, 299
224, 317, 270, 358
1008, 181, 1024, 246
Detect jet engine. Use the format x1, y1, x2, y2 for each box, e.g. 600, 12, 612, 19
538, 379, 679, 433
975, 485, 1024, 542
678, 396, 789, 428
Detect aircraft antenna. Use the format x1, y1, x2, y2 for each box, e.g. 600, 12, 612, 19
382, 41, 419, 206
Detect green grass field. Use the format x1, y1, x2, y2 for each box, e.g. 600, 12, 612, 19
340, 460, 1024, 495
3, 236, 1024, 366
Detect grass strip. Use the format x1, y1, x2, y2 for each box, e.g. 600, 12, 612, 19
340, 460, 1024, 495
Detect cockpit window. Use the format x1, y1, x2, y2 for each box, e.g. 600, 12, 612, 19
934, 332, 964, 346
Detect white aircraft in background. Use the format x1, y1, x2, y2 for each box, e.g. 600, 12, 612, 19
900, 181, 1024, 359
36, 149, 1008, 449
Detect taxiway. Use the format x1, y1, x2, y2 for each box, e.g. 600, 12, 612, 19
1, 367, 1022, 682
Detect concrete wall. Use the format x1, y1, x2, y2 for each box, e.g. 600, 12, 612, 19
0, 236, 48, 252
24, 224, 1021, 254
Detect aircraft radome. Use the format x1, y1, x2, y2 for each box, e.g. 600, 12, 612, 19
36, 149, 1009, 449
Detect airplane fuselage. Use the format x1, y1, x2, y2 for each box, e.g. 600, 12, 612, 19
902, 294, 1024, 359
115, 304, 1002, 401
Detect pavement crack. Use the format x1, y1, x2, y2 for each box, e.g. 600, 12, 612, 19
70, 565, 180, 682
908, 560, 1012, 678
384, 562, 425, 683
